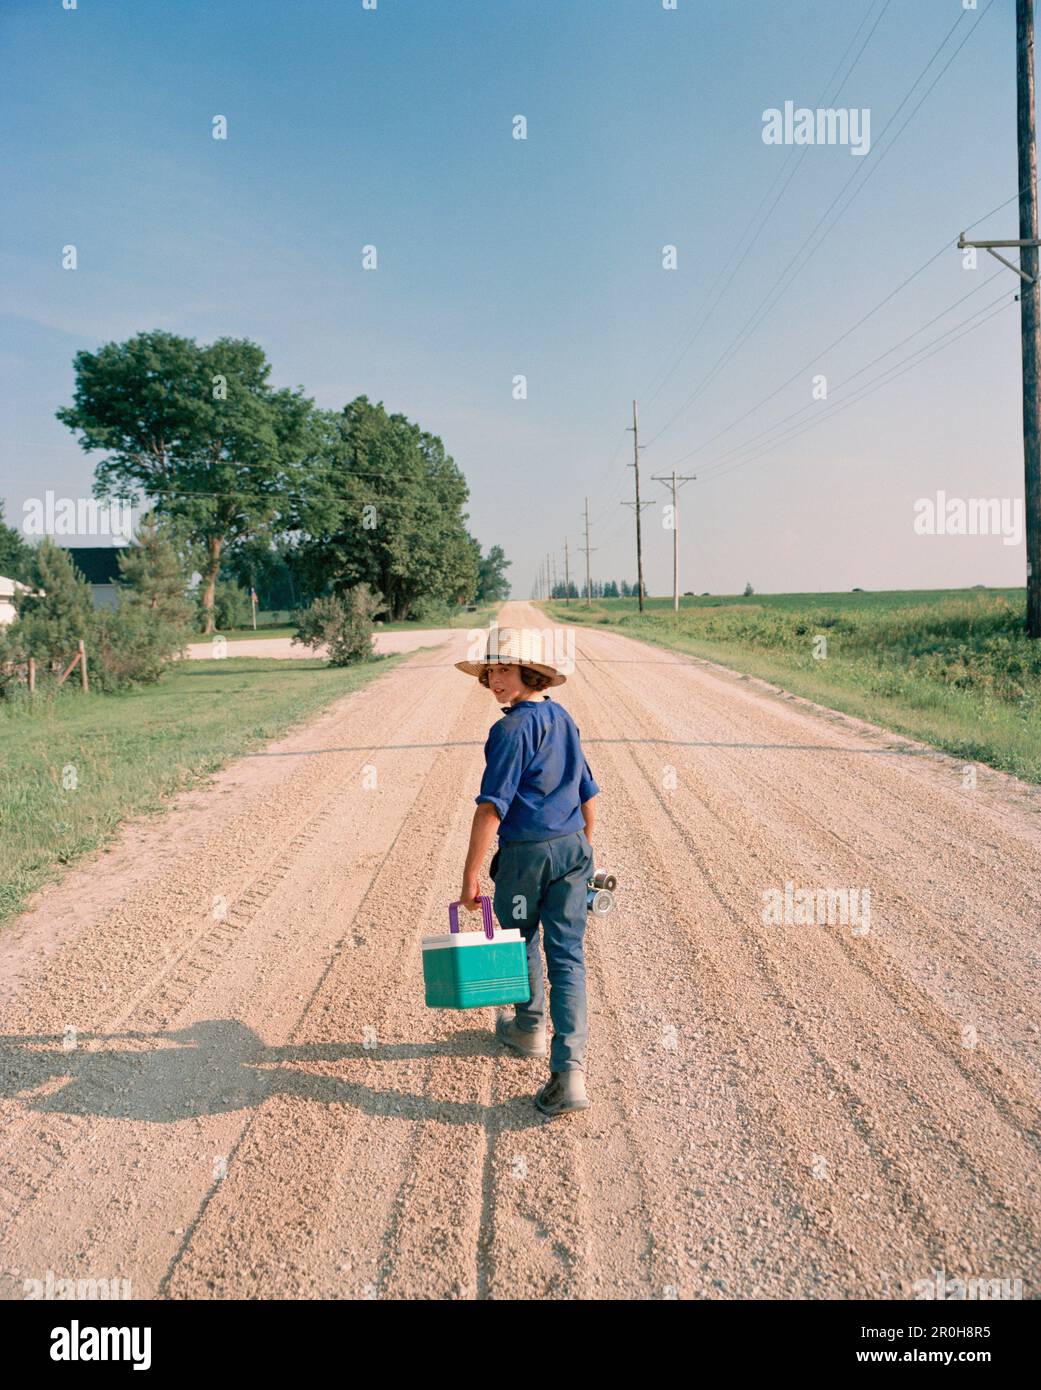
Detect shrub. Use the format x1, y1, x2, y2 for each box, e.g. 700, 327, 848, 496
408, 594, 453, 625
292, 584, 383, 666
89, 605, 179, 690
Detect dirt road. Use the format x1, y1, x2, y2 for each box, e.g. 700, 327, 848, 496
2, 600, 1040, 1300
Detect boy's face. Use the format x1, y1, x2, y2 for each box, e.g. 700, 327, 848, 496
485, 662, 529, 705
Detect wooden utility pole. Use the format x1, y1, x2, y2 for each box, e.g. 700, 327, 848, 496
581, 498, 595, 606
651, 468, 697, 612
563, 537, 571, 605
957, 4, 1041, 638
623, 400, 654, 612
1019, 0, 1041, 637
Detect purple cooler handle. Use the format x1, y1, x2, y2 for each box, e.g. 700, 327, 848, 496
448, 895, 496, 941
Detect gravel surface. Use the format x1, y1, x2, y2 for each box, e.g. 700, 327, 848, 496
1, 600, 1039, 1300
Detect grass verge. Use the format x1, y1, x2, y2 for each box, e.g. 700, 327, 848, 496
0, 653, 406, 925
542, 590, 1041, 785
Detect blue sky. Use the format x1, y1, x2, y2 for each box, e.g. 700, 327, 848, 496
0, 0, 1029, 596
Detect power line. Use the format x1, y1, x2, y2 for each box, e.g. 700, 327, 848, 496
699, 292, 1016, 486
645, 0, 997, 448
657, 192, 1024, 470
641, 0, 893, 411
69, 470, 397, 507
672, 265, 1007, 472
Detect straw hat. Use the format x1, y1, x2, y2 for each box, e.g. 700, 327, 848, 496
455, 625, 566, 686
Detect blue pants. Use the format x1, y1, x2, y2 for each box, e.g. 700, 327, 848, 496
491, 830, 593, 1073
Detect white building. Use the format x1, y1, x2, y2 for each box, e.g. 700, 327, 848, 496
0, 574, 35, 626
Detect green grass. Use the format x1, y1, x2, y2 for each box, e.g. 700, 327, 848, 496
542, 589, 1041, 784
0, 653, 406, 925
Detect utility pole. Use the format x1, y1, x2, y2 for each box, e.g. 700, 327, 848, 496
651, 468, 697, 612
1020, 0, 1041, 638
581, 497, 596, 606
623, 400, 654, 612
958, 1, 1041, 637
563, 537, 571, 605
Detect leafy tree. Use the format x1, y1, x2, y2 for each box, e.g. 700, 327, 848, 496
743, 582, 755, 596
223, 535, 308, 613
296, 398, 480, 620
2, 538, 94, 673
116, 512, 194, 633
606, 580, 620, 599
1, 527, 197, 692
476, 544, 511, 602
56, 329, 316, 634
70, 512, 196, 687
0, 502, 33, 583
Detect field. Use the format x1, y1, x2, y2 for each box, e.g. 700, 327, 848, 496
543, 587, 1041, 783
0, 652, 407, 924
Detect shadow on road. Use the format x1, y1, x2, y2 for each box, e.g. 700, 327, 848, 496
0, 1019, 548, 1127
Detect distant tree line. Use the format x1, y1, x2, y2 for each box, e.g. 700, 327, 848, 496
550, 579, 646, 599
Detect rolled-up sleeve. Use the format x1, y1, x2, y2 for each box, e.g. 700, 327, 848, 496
476, 722, 528, 820
579, 758, 599, 803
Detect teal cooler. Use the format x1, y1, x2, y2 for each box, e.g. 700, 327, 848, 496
423, 896, 530, 1009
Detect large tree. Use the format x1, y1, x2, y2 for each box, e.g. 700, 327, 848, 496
476, 544, 511, 602
56, 330, 316, 632
297, 397, 480, 620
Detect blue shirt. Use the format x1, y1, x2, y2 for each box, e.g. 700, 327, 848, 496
476, 697, 600, 843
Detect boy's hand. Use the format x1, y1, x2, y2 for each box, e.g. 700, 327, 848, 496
460, 874, 481, 911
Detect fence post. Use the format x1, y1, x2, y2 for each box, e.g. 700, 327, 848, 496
78, 638, 89, 693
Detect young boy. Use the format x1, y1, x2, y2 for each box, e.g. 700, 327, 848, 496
456, 628, 599, 1117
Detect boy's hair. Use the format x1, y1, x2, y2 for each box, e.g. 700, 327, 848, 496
478, 664, 552, 693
